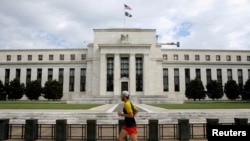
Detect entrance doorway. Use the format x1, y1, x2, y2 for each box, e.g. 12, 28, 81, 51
121, 82, 128, 92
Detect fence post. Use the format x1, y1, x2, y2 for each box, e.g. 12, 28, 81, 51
178, 119, 189, 141
24, 119, 38, 141
0, 119, 9, 141
87, 120, 96, 141
55, 119, 67, 141
234, 118, 248, 125
148, 119, 159, 141
118, 119, 128, 141
206, 118, 219, 140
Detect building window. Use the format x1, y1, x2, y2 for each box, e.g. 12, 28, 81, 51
206, 55, 210, 61
60, 54, 64, 60
71, 54, 75, 60
7, 55, 11, 61
80, 68, 86, 91
226, 55, 231, 61
121, 57, 129, 78
81, 54, 86, 60
37, 68, 42, 84
26, 69, 31, 85
136, 57, 143, 91
28, 55, 32, 61
247, 56, 250, 61
59, 68, 64, 85
5, 69, 10, 85
17, 55, 22, 61
174, 54, 178, 60
107, 57, 114, 91
238, 69, 243, 90
196, 69, 201, 80
163, 54, 167, 60
184, 55, 189, 61
16, 69, 21, 80
216, 55, 221, 61
163, 68, 168, 91
248, 69, 250, 80
69, 68, 75, 92
227, 69, 232, 81
185, 69, 190, 87
195, 55, 200, 61
217, 69, 222, 84
48, 68, 53, 81
206, 69, 212, 84
174, 68, 180, 92
49, 55, 54, 61
236, 56, 241, 61
38, 55, 43, 61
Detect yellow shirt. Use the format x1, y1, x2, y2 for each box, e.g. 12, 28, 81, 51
123, 100, 137, 127
124, 100, 137, 114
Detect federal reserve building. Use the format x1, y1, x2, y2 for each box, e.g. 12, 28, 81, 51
0, 28, 250, 103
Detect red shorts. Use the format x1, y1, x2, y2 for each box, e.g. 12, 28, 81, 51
122, 126, 137, 135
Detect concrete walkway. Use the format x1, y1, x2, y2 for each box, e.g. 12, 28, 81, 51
0, 104, 250, 124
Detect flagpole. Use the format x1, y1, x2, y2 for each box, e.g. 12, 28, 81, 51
124, 3, 126, 31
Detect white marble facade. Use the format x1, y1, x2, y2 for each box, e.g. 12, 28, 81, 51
0, 28, 250, 102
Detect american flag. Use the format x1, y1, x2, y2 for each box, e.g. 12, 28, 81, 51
125, 12, 132, 17
124, 4, 132, 10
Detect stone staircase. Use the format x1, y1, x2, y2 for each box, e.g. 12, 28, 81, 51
1, 108, 249, 124
68, 95, 183, 104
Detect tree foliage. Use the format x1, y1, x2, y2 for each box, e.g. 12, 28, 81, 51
43, 80, 63, 100
185, 78, 206, 101
25, 80, 42, 100
7, 78, 25, 100
224, 80, 240, 100
206, 80, 224, 100
0, 80, 7, 100
242, 79, 250, 100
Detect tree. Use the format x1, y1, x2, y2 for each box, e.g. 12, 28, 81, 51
43, 80, 63, 100
7, 78, 25, 100
224, 80, 240, 100
25, 80, 42, 100
0, 80, 7, 100
206, 80, 224, 100
185, 77, 206, 101
242, 79, 250, 100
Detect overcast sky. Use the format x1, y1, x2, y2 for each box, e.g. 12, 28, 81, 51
0, 0, 249, 50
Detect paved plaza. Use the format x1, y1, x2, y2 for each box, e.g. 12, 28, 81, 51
0, 104, 250, 124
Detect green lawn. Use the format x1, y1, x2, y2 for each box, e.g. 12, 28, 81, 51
1, 100, 250, 109
0, 101, 102, 109
151, 101, 250, 109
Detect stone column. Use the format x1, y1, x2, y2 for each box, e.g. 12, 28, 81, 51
143, 54, 149, 95
20, 68, 26, 84
99, 54, 106, 95
129, 53, 136, 95
31, 68, 37, 82
114, 54, 120, 95
10, 68, 15, 81
74, 67, 80, 94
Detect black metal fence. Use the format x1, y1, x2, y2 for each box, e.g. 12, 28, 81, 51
0, 118, 249, 141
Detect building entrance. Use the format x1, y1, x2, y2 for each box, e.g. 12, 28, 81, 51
121, 82, 128, 92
